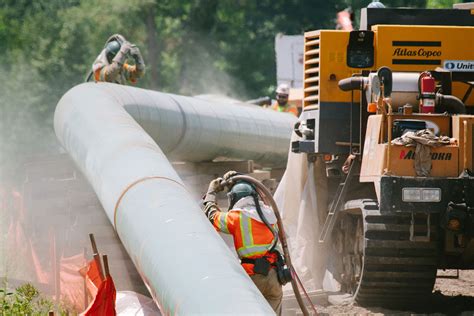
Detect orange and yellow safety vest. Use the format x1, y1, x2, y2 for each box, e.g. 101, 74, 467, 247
212, 209, 277, 275
270, 102, 298, 117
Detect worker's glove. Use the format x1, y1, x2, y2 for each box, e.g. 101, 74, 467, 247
129, 44, 140, 57
208, 177, 224, 194
203, 177, 223, 204
120, 41, 132, 55
222, 170, 238, 188
112, 41, 132, 65
130, 45, 145, 71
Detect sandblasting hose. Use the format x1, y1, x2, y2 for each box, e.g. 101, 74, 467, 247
224, 175, 317, 316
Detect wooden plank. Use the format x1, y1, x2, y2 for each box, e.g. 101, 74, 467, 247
89, 233, 105, 281
173, 160, 254, 177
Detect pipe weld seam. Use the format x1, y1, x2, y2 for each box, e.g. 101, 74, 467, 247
113, 176, 186, 229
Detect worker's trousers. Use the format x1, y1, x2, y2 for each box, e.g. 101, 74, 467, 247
250, 268, 283, 315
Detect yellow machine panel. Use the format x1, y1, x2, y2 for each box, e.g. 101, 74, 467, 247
304, 30, 364, 107
374, 25, 474, 70
374, 25, 474, 107
303, 25, 474, 108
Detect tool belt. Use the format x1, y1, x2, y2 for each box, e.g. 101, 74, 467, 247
240, 257, 276, 265
241, 257, 275, 276
241, 252, 292, 285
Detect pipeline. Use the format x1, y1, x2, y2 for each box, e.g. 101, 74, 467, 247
54, 82, 296, 315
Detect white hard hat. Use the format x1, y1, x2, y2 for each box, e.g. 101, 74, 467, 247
276, 83, 290, 95
367, 1, 385, 8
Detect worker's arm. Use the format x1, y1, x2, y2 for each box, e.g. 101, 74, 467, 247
203, 177, 238, 234
94, 42, 133, 82
123, 45, 146, 83
94, 62, 121, 82
203, 202, 238, 234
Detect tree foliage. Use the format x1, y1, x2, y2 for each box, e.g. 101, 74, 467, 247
0, 283, 67, 315
0, 0, 461, 180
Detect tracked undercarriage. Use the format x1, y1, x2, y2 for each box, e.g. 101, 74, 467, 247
332, 199, 438, 307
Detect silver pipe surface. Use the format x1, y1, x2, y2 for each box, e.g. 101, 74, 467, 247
54, 83, 296, 315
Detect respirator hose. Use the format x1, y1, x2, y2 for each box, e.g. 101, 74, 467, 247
252, 193, 278, 252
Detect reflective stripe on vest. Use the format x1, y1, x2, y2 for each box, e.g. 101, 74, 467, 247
237, 212, 272, 258
237, 244, 271, 257
216, 213, 229, 233
240, 214, 253, 246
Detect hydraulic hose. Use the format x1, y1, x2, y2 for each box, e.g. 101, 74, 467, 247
223, 175, 316, 316
436, 93, 466, 114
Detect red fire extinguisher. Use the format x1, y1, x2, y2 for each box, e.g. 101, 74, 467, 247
419, 72, 436, 113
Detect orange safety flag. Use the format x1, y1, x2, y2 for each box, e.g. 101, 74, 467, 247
80, 259, 103, 298
81, 276, 116, 316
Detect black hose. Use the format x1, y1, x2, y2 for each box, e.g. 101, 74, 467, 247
223, 175, 313, 316
252, 194, 278, 252
436, 93, 466, 114
84, 70, 94, 83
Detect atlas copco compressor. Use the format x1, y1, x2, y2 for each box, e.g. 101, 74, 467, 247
292, 5, 474, 308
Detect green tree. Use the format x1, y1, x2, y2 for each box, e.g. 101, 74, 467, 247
3, 0, 460, 181
426, 0, 461, 8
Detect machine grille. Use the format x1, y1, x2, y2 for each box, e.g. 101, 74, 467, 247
303, 32, 320, 109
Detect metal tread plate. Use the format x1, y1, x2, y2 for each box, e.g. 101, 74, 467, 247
354, 202, 438, 307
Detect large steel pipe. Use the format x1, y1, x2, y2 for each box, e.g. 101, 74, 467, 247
54, 82, 295, 315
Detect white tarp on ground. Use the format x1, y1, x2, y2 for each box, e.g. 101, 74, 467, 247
274, 133, 330, 293
116, 291, 161, 315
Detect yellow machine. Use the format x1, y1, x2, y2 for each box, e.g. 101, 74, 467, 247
292, 6, 474, 308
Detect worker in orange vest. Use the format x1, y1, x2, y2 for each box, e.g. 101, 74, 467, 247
270, 83, 298, 116
88, 34, 145, 85
202, 171, 283, 314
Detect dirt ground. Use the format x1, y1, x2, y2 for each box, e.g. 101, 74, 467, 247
317, 270, 474, 315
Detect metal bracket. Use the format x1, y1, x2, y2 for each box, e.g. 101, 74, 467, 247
410, 212, 431, 242
319, 159, 359, 243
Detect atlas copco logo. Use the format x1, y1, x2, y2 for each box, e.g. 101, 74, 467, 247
392, 48, 441, 58
400, 150, 452, 160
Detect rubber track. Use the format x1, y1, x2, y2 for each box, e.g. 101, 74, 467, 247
354, 202, 438, 307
